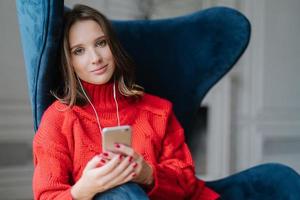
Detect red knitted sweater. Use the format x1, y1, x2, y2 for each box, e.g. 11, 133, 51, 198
33, 81, 219, 200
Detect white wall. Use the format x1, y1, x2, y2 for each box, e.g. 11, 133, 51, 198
232, 0, 300, 173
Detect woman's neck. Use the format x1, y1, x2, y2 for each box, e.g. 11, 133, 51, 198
80, 80, 128, 112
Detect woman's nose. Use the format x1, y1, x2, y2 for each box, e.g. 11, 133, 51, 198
90, 49, 102, 64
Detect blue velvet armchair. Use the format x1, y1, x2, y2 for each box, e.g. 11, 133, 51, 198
16, 0, 300, 199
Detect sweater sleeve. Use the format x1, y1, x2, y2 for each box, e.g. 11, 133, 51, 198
32, 106, 74, 200
147, 110, 218, 200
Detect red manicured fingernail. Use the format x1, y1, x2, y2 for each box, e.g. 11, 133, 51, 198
115, 143, 120, 148
133, 163, 138, 168
119, 155, 123, 160
129, 156, 133, 162
103, 152, 109, 157
132, 173, 136, 177
96, 163, 102, 167
100, 159, 106, 163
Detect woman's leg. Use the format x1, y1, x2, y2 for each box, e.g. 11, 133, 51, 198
93, 182, 149, 200
206, 163, 300, 200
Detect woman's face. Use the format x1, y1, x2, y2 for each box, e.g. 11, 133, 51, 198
69, 20, 115, 85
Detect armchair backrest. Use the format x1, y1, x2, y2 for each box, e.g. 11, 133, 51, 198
16, 0, 251, 133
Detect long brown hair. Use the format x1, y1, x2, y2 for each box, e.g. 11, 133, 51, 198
54, 4, 143, 107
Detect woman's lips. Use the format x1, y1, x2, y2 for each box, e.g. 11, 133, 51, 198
90, 64, 108, 75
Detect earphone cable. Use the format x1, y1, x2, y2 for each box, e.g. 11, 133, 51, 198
77, 76, 121, 135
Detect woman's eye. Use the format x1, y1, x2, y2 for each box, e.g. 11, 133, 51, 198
96, 39, 107, 47
73, 48, 84, 55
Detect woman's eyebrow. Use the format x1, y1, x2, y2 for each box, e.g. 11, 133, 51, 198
70, 35, 107, 50
95, 35, 107, 41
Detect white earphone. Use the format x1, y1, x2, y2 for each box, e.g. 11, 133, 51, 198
76, 75, 121, 134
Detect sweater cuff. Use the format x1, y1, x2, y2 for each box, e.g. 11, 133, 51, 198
60, 188, 74, 200
145, 163, 159, 196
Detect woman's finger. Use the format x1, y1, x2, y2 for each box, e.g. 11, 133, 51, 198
113, 143, 138, 159
119, 162, 137, 181
95, 152, 117, 167
98, 155, 133, 185
116, 170, 137, 186
104, 158, 137, 187
121, 171, 137, 185
84, 155, 102, 172
92, 154, 122, 177
99, 151, 118, 160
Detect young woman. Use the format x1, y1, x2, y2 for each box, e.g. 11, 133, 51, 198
32, 4, 219, 200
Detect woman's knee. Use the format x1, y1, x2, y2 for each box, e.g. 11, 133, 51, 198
93, 182, 149, 200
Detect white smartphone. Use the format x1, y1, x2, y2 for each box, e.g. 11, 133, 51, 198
102, 125, 132, 152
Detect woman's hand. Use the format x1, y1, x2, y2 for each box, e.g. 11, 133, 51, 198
71, 153, 136, 200
112, 143, 154, 186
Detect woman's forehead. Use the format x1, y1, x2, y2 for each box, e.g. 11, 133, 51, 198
69, 20, 105, 46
